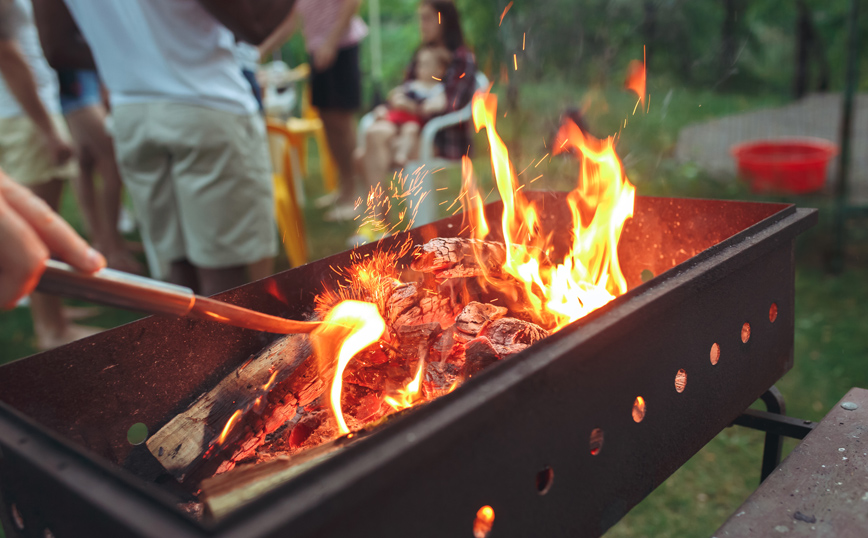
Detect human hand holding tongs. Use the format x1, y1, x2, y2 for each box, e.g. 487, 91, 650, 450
36, 260, 320, 334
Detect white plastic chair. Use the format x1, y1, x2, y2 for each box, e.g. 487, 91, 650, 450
358, 71, 490, 225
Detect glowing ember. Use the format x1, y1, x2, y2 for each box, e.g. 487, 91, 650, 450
468, 91, 635, 331
473, 505, 495, 538
311, 301, 386, 435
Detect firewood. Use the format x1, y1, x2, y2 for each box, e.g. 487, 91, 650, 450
422, 361, 463, 399
464, 337, 501, 377
463, 317, 549, 377
386, 282, 461, 329
410, 237, 506, 280
455, 302, 508, 342
480, 317, 549, 357
201, 438, 348, 521
146, 334, 317, 482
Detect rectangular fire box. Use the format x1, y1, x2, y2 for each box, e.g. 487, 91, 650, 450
0, 194, 816, 538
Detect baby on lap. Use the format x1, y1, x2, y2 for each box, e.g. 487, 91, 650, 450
375, 45, 452, 166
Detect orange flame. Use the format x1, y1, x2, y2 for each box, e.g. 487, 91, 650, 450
218, 409, 243, 446
311, 301, 386, 435
384, 358, 425, 411
625, 46, 646, 111
468, 91, 635, 330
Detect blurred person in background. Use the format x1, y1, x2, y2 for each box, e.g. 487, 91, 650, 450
0, 0, 102, 348
59, 67, 143, 275
358, 0, 476, 199
259, 0, 366, 222
33, 0, 298, 296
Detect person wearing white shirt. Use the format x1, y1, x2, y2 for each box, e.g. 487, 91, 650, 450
0, 0, 104, 349
33, 0, 297, 296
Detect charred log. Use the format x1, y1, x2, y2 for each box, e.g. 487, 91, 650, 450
480, 317, 549, 357
410, 237, 506, 281
455, 302, 508, 342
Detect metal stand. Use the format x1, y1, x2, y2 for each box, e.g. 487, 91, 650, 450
732, 386, 816, 483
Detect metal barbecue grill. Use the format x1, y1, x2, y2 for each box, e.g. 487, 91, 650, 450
0, 193, 816, 538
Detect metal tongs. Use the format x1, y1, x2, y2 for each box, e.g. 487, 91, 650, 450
36, 260, 320, 334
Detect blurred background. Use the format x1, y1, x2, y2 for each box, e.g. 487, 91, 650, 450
2, 2, 867, 536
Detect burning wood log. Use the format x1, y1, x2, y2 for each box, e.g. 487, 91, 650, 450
464, 318, 549, 376
455, 302, 508, 342
200, 436, 349, 521
146, 334, 322, 482
410, 237, 506, 280
386, 282, 461, 328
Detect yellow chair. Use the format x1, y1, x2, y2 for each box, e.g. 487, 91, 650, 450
266, 119, 308, 267
268, 63, 339, 197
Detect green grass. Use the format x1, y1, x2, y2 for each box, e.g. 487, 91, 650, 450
2, 84, 867, 537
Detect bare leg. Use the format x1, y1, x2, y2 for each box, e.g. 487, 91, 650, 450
65, 105, 142, 274
247, 257, 274, 282
169, 259, 200, 293
361, 120, 398, 191
27, 178, 101, 349
318, 109, 359, 206
65, 135, 101, 242
393, 122, 421, 167
198, 265, 249, 297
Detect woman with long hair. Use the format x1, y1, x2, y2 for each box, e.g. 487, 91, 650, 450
360, 0, 476, 202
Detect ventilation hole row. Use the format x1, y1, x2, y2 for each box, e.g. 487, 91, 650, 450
473, 303, 780, 537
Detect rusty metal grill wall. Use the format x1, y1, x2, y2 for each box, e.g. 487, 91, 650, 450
0, 196, 816, 538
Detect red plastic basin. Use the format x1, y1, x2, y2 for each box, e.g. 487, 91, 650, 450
731, 138, 838, 194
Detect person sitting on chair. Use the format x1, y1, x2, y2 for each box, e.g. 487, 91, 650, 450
374, 44, 451, 166
359, 0, 476, 193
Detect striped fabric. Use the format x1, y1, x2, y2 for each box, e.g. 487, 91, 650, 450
295, 0, 367, 52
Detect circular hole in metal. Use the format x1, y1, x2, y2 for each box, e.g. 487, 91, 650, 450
710, 343, 720, 365
675, 369, 687, 393
589, 428, 604, 456
769, 303, 778, 323
741, 322, 751, 344
640, 269, 654, 283
632, 396, 646, 423
473, 505, 495, 538
535, 466, 554, 495
11, 503, 24, 530
127, 423, 149, 446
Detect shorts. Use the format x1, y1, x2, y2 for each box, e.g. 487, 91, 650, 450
112, 102, 277, 280
59, 70, 102, 115
309, 44, 361, 110
385, 109, 424, 126
0, 114, 78, 186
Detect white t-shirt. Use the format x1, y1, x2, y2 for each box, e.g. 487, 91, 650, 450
63, 0, 257, 116
0, 0, 61, 119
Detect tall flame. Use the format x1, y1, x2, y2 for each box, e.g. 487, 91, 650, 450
468, 91, 635, 330
311, 300, 386, 434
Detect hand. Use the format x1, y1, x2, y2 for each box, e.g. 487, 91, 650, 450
373, 105, 389, 119
42, 131, 74, 166
389, 92, 415, 112
420, 93, 447, 116
0, 170, 105, 309
312, 42, 338, 72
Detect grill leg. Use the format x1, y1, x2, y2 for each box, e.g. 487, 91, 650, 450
758, 386, 786, 483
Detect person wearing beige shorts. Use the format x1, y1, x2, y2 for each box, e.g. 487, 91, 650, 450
111, 102, 277, 292
0, 114, 77, 186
